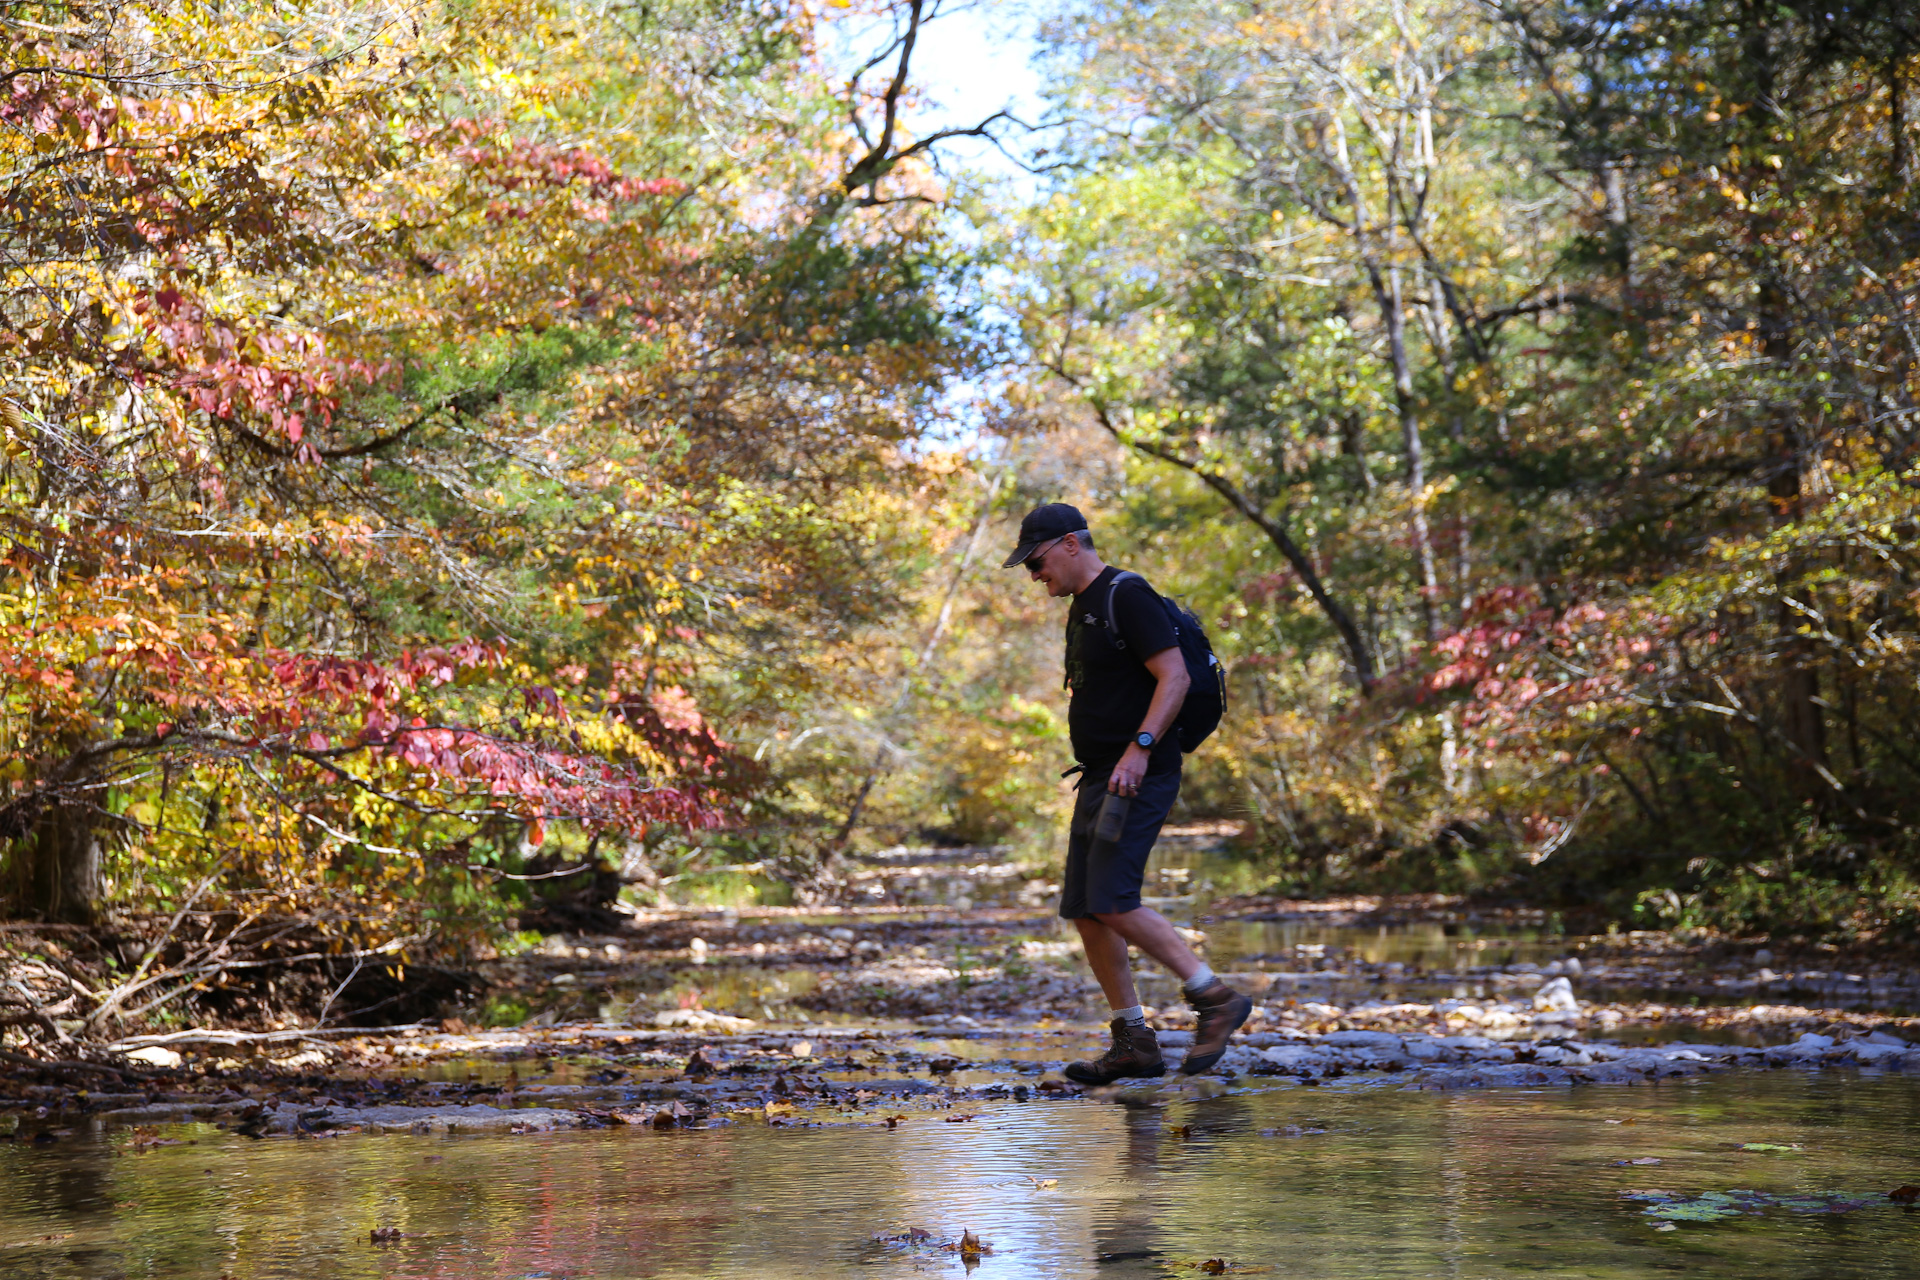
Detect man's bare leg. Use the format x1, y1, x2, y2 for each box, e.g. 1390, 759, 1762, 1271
1090, 906, 1250, 1077
1090, 907, 1202, 983
1066, 916, 1166, 1082
1072, 916, 1140, 1009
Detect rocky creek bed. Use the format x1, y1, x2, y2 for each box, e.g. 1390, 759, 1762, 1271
7, 1012, 1919, 1144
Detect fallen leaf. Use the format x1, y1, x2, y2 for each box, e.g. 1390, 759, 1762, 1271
1169, 1125, 1193, 1140
1653, 1223, 1678, 1232
1890, 1185, 1920, 1204
1203, 1261, 1228, 1275
369, 1227, 403, 1243
885, 1114, 905, 1129
764, 1100, 796, 1119
1738, 1143, 1803, 1153
1028, 1177, 1058, 1190
958, 1229, 984, 1261
944, 1113, 978, 1124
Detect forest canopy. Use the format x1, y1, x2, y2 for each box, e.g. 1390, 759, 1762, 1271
5, 0, 1919, 982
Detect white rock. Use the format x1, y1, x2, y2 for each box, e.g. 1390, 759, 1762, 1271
948, 1014, 979, 1028
272, 1049, 329, 1070
1562, 957, 1583, 976
1532, 976, 1579, 1013
1864, 1030, 1910, 1047
651, 1009, 755, 1032
826, 927, 855, 942
1754, 968, 1779, 983
1794, 1032, 1835, 1049
1753, 948, 1774, 965
124, 1046, 183, 1069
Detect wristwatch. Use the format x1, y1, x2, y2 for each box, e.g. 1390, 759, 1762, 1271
1135, 731, 1155, 749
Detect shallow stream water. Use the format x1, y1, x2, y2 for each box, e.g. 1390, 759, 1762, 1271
5, 1071, 1918, 1279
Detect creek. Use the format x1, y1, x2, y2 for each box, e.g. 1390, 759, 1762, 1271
4, 1070, 1920, 1278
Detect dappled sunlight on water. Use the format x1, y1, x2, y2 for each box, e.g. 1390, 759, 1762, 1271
4, 1072, 1919, 1278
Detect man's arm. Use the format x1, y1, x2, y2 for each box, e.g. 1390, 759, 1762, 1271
1108, 647, 1189, 797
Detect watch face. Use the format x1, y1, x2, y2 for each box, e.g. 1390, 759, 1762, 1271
1136, 732, 1154, 748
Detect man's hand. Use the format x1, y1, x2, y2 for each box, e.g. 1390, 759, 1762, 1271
1109, 743, 1151, 796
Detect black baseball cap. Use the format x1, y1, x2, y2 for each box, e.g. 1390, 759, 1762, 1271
1001, 502, 1090, 568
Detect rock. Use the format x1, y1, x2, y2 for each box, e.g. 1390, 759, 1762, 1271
1754, 968, 1779, 983
1321, 1030, 1405, 1051
1258, 1046, 1325, 1071
1848, 1041, 1907, 1065
1753, 948, 1774, 965
1794, 1032, 1836, 1049
826, 927, 855, 942
1864, 1030, 1910, 1047
270, 1049, 329, 1070
1156, 1029, 1194, 1048
1532, 976, 1579, 1013
124, 1046, 183, 1069
1562, 957, 1583, 976
651, 1009, 755, 1032
688, 938, 708, 965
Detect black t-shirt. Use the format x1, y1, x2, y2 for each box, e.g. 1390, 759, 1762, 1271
1065, 567, 1183, 775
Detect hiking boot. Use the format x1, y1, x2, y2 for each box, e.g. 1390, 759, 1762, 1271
1180, 980, 1253, 1075
1063, 1018, 1166, 1085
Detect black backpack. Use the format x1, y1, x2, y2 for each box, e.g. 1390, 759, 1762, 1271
1094, 571, 1227, 752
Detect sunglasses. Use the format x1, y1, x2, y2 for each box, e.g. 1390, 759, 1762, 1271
1023, 535, 1067, 572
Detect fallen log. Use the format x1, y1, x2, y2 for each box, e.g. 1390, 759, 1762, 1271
107, 1022, 433, 1052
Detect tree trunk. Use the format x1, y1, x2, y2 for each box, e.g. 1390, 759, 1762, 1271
1377, 264, 1441, 642
11, 799, 102, 924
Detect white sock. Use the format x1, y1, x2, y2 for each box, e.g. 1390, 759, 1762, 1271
1111, 1004, 1146, 1025
1181, 964, 1216, 995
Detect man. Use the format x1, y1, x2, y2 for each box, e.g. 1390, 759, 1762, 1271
1003, 502, 1252, 1082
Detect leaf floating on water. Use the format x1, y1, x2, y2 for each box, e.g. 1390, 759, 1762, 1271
1625, 1188, 1882, 1221
885, 1114, 905, 1129
958, 1229, 984, 1261
1738, 1143, 1803, 1152
1163, 1260, 1272, 1275
1653, 1223, 1678, 1232
1168, 1125, 1193, 1140
1889, 1185, 1920, 1204
944, 1114, 978, 1124
369, 1226, 403, 1243
1028, 1176, 1058, 1190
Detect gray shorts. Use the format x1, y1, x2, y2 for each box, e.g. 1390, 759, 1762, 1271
1058, 766, 1181, 919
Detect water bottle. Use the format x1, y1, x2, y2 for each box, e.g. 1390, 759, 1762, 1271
1093, 791, 1131, 847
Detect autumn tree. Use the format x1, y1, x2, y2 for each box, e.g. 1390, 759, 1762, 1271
0, 0, 986, 957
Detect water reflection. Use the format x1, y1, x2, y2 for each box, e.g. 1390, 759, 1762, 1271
5, 1072, 1920, 1278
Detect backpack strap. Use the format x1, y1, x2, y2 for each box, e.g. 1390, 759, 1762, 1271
1103, 571, 1141, 650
